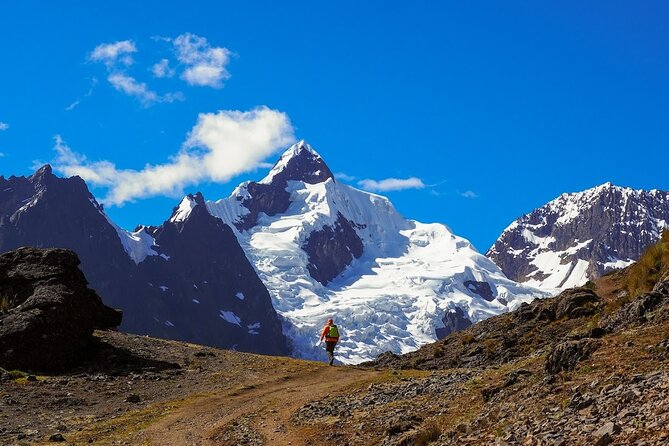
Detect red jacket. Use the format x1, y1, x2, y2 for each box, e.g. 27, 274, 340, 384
320, 323, 339, 342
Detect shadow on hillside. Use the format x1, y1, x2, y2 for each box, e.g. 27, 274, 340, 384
65, 336, 181, 376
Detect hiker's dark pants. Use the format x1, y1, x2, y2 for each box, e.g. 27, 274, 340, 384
325, 341, 337, 362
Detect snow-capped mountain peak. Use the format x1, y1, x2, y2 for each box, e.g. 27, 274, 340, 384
260, 140, 333, 186
169, 193, 205, 223
204, 142, 546, 363
488, 183, 669, 291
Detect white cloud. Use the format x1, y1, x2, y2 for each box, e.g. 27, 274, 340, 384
358, 177, 426, 192
152, 59, 175, 78
108, 73, 157, 104
53, 106, 295, 205
89, 40, 137, 67
65, 78, 98, 111
108, 73, 183, 106
0, 122, 9, 131
172, 33, 232, 88
460, 190, 479, 199
89, 40, 182, 106
65, 100, 81, 112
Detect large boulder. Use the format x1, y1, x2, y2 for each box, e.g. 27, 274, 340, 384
0, 247, 121, 372
546, 338, 601, 374
514, 287, 601, 324
554, 288, 600, 320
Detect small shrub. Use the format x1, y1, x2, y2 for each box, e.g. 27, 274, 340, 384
8, 370, 27, 380
583, 280, 597, 291
461, 333, 475, 345
578, 364, 595, 374
0, 296, 10, 312
484, 338, 501, 357
411, 423, 442, 445
586, 313, 601, 330
603, 295, 631, 316
411, 357, 427, 369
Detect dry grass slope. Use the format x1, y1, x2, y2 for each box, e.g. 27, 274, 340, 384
625, 229, 669, 297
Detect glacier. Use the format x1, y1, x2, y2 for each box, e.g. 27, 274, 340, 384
203, 141, 547, 363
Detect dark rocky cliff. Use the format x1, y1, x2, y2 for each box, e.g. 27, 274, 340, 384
135, 193, 287, 354
0, 167, 288, 356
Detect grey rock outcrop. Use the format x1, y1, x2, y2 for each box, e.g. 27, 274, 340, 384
545, 338, 601, 374
0, 247, 121, 371
435, 307, 472, 339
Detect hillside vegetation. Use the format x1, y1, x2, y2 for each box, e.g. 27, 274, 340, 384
625, 229, 669, 297
2, 235, 669, 445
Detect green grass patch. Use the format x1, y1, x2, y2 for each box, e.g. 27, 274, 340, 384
7, 370, 27, 380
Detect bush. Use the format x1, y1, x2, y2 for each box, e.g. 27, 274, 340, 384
583, 280, 597, 291
624, 230, 669, 297
8, 370, 27, 380
484, 338, 501, 357
0, 296, 10, 312
411, 423, 442, 445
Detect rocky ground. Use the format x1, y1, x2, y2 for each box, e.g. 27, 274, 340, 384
2, 242, 669, 445
0, 330, 366, 445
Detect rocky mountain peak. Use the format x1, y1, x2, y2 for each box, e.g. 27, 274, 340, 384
27, 164, 56, 190
260, 140, 334, 186
169, 192, 207, 224
31, 164, 54, 179
488, 183, 669, 290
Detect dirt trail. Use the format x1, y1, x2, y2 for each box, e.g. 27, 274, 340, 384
137, 365, 380, 446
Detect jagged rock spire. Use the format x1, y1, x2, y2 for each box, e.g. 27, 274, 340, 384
260, 140, 334, 185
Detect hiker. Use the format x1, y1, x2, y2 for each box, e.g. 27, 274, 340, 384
319, 318, 340, 365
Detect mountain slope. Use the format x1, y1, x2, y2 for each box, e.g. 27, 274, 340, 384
205, 141, 546, 363
0, 168, 287, 355
6, 235, 669, 446
487, 183, 669, 291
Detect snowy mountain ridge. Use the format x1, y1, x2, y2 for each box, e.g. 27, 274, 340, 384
487, 182, 669, 292
203, 141, 547, 363
0, 142, 547, 363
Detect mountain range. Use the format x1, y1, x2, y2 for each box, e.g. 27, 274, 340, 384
0, 165, 287, 356
2, 142, 667, 363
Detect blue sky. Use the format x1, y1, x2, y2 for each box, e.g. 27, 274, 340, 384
1, 1, 668, 251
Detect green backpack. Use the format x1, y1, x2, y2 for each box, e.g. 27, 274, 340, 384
328, 324, 339, 338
